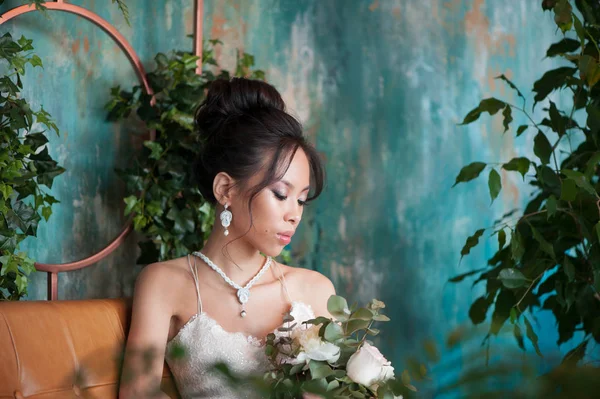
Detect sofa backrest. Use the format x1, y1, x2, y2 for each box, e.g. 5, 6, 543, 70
0, 298, 179, 398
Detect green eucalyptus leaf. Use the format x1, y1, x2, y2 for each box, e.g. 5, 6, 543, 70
350, 308, 374, 321
327, 295, 350, 321
324, 322, 344, 342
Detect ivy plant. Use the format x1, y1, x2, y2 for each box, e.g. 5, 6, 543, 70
0, 32, 64, 300
105, 40, 297, 265
451, 0, 600, 362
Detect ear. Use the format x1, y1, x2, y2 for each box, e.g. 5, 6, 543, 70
213, 172, 237, 205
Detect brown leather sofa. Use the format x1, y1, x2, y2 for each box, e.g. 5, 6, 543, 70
0, 298, 179, 398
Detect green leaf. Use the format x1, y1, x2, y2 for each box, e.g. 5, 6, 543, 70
460, 98, 506, 125
584, 152, 600, 180
573, 14, 586, 45
372, 314, 390, 322
533, 67, 576, 105
546, 195, 557, 219
502, 157, 530, 180
562, 169, 597, 196
579, 55, 600, 89
469, 295, 493, 324
534, 130, 553, 165
516, 125, 528, 137
124, 195, 138, 216
41, 206, 52, 221
502, 105, 513, 133
488, 169, 502, 204
448, 268, 487, 283
587, 104, 600, 135
595, 221, 600, 243
29, 55, 43, 68
531, 226, 555, 259
460, 229, 485, 259
511, 229, 525, 261
498, 268, 529, 289
560, 178, 577, 201
350, 308, 374, 321
327, 295, 350, 321
453, 162, 486, 187
309, 361, 333, 379
143, 141, 163, 160
498, 229, 506, 250
495, 74, 525, 102
553, 0, 573, 33
563, 256, 575, 282
546, 38, 580, 57
548, 101, 566, 136
510, 307, 518, 324
524, 316, 543, 357
324, 322, 344, 342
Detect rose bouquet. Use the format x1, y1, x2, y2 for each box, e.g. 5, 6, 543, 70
263, 295, 415, 398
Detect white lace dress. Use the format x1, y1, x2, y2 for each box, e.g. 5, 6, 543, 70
165, 254, 315, 399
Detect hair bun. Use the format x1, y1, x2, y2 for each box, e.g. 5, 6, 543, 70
198, 77, 285, 118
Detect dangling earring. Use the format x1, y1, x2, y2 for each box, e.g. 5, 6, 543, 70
220, 204, 232, 236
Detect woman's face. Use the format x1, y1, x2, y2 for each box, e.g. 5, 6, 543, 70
230, 148, 311, 257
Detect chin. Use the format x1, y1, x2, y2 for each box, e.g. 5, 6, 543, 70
258, 245, 284, 258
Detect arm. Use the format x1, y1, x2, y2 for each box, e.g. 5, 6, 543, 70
308, 272, 337, 319
119, 263, 174, 399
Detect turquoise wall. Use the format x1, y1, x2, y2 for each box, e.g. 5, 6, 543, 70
2, 0, 572, 394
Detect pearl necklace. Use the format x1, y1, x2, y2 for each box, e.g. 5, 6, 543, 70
192, 251, 272, 317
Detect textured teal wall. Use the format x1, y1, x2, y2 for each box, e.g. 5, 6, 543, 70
3, 0, 572, 393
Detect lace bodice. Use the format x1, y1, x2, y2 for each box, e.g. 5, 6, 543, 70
164, 255, 315, 399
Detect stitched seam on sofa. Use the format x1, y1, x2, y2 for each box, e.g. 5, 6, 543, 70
100, 299, 126, 340
0, 310, 21, 390
50, 301, 80, 376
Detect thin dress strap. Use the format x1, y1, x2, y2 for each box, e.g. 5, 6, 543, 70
187, 254, 203, 314
273, 261, 293, 304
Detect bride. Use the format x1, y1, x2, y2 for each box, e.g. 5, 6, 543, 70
118, 77, 336, 398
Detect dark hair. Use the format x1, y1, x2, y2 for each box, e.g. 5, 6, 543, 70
192, 78, 325, 211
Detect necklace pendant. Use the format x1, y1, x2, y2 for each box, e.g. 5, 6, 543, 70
237, 288, 250, 304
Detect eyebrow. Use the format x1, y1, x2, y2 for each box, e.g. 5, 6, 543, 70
281, 180, 310, 192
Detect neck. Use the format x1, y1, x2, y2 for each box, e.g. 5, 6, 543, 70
198, 229, 267, 284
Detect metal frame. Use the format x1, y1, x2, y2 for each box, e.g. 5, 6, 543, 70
0, 0, 204, 300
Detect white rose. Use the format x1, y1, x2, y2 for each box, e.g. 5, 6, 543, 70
292, 325, 341, 365
346, 342, 395, 387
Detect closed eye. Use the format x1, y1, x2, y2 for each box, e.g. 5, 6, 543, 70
272, 190, 307, 207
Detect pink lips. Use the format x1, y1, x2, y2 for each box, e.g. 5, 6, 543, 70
277, 231, 294, 245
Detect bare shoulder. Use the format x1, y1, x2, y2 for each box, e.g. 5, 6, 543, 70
134, 256, 191, 304
278, 263, 336, 317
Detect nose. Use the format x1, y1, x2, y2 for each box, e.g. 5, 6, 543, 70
288, 214, 301, 225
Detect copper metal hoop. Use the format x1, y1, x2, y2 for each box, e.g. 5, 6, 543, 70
0, 0, 204, 300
